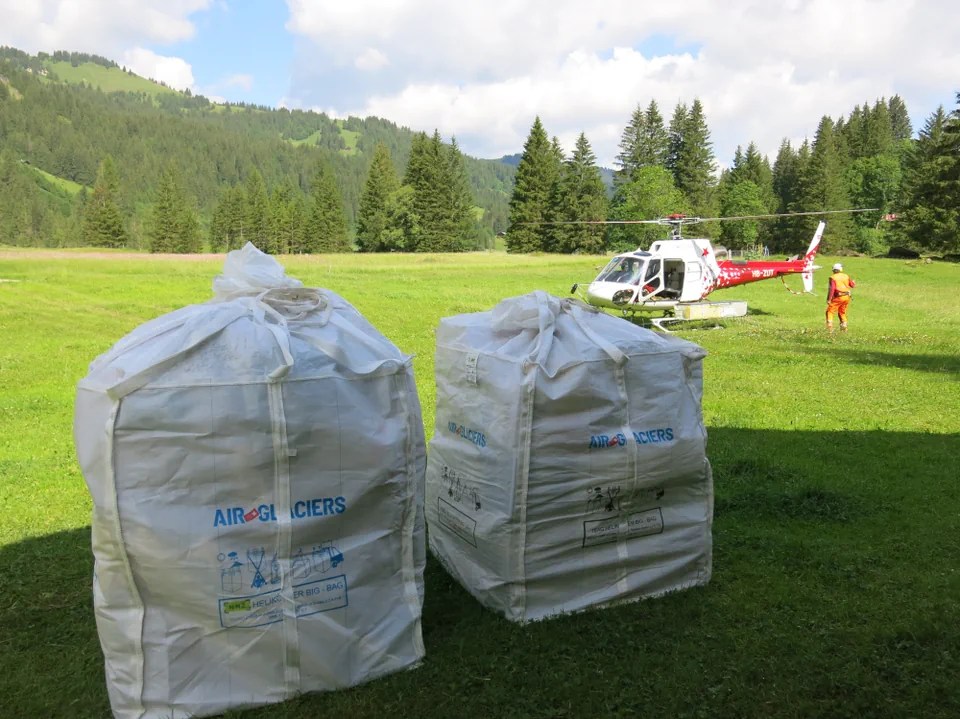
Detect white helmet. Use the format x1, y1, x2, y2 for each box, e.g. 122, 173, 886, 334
832, 263, 843, 271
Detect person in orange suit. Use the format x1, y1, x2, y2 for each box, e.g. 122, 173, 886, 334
826, 262, 856, 332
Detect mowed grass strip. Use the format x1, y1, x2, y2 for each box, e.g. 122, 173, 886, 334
1, 250, 958, 718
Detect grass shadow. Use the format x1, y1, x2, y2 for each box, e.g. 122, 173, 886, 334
3, 429, 960, 718
825, 349, 960, 378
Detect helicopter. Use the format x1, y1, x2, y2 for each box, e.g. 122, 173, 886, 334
567, 210, 874, 329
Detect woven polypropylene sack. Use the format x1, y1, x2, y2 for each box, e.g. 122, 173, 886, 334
426, 292, 712, 623
75, 244, 426, 718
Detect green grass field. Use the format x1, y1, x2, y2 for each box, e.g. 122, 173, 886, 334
1, 249, 958, 718
43, 61, 179, 98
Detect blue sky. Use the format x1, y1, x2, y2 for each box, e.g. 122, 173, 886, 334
1, 1, 957, 167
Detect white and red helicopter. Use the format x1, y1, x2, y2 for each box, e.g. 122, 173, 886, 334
569, 210, 873, 329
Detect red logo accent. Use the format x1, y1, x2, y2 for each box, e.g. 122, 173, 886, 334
243, 508, 260, 522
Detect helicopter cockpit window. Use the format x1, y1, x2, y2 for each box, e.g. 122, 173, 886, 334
597, 257, 646, 284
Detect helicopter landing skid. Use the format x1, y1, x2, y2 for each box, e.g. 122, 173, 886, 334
650, 315, 685, 332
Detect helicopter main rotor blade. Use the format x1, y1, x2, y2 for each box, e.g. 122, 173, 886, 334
515, 207, 879, 228
695, 208, 879, 222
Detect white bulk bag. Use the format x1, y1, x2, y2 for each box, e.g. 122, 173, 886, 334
426, 291, 712, 623
75, 244, 426, 718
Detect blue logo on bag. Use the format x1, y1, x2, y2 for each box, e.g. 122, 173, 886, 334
448, 422, 486, 448
589, 428, 674, 449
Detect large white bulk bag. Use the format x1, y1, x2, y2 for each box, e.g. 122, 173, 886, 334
426, 291, 712, 623
74, 244, 426, 718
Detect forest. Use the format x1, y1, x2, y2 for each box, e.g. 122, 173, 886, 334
0, 46, 957, 255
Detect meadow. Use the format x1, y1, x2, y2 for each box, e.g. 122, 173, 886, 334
1, 248, 958, 718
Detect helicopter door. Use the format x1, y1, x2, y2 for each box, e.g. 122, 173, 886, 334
662, 260, 684, 299
638, 259, 663, 299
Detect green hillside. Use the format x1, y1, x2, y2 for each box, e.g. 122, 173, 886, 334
29, 164, 84, 195
0, 46, 515, 249
44, 60, 178, 98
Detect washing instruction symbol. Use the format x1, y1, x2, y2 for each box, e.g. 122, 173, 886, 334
587, 486, 621, 513
247, 547, 268, 589
219, 551, 243, 593
443, 465, 481, 512
292, 548, 311, 580
311, 542, 344, 574
270, 553, 280, 585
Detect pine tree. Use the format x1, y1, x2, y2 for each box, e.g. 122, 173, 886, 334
888, 95, 913, 142
401, 132, 436, 251
400, 130, 473, 252
441, 137, 476, 251
506, 117, 561, 253
210, 185, 246, 251
268, 181, 303, 254
149, 165, 179, 253
673, 99, 717, 217
638, 101, 670, 170
149, 163, 201, 253
547, 133, 608, 254
798, 116, 855, 251
897, 100, 960, 253
665, 103, 688, 185
304, 160, 350, 252
81, 155, 128, 248
243, 170, 270, 252
614, 104, 645, 187
862, 99, 894, 157
772, 139, 812, 251
356, 143, 400, 252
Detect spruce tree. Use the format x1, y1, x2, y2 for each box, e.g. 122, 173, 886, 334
614, 104, 646, 187
897, 101, 960, 253
798, 117, 855, 251
441, 137, 476, 252
548, 133, 608, 254
673, 99, 717, 217
862, 99, 894, 157
772, 139, 812, 251
401, 132, 436, 251
81, 155, 128, 248
244, 170, 271, 252
304, 160, 350, 252
149, 163, 201, 253
268, 181, 303, 254
665, 103, 688, 184
149, 165, 179, 253
506, 117, 561, 253
210, 185, 246, 251
356, 143, 399, 252
888, 95, 913, 142
638, 101, 669, 169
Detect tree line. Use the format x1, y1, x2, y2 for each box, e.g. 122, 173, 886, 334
1, 46, 958, 255
507, 94, 960, 255
0, 48, 512, 251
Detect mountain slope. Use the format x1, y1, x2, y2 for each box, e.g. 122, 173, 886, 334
0, 46, 516, 248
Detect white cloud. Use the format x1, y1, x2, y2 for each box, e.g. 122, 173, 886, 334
0, 0, 211, 56
354, 48, 389, 72
285, 0, 960, 166
122, 47, 196, 92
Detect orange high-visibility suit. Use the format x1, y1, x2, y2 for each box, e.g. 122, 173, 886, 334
826, 271, 856, 331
